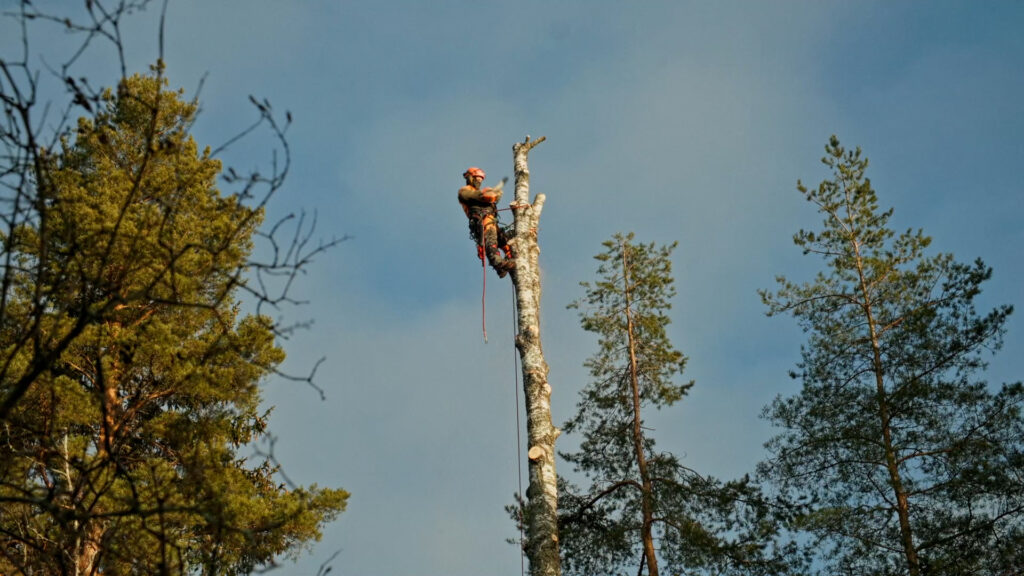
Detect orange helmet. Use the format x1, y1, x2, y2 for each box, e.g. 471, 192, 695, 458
463, 166, 486, 180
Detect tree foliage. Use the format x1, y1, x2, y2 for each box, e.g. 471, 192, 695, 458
1, 3, 347, 571
760, 136, 1024, 576
0, 70, 347, 576
559, 233, 796, 576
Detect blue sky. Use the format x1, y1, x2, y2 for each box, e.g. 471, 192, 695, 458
5, 1, 1023, 574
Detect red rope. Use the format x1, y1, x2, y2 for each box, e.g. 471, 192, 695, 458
481, 253, 488, 343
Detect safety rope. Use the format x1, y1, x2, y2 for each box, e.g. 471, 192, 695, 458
475, 202, 525, 571
481, 253, 488, 343
512, 290, 525, 576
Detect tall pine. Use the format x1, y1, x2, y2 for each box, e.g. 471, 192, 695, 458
0, 73, 346, 575
760, 136, 1024, 576
559, 234, 793, 576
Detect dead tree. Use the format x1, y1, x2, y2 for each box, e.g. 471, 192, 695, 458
509, 136, 561, 576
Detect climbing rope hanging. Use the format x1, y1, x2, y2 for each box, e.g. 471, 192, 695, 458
481, 244, 527, 574
481, 253, 488, 343
512, 289, 526, 576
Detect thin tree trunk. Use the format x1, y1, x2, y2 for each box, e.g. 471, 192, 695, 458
510, 136, 561, 576
78, 523, 103, 576
81, 330, 119, 576
621, 239, 659, 576
852, 239, 920, 576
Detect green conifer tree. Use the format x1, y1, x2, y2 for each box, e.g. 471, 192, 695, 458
559, 233, 794, 576
760, 136, 1024, 576
0, 73, 346, 575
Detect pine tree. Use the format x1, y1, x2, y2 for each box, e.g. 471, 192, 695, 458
0, 73, 347, 575
559, 233, 794, 576
760, 136, 1024, 576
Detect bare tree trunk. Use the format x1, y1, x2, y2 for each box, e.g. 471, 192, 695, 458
510, 136, 561, 576
621, 239, 658, 576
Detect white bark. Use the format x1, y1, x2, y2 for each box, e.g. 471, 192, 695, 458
510, 136, 561, 576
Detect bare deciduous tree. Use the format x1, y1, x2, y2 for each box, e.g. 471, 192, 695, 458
508, 135, 561, 576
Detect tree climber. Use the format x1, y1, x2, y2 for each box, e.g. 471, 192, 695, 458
459, 166, 516, 277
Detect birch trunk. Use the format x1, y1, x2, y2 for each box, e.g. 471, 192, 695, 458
510, 136, 561, 576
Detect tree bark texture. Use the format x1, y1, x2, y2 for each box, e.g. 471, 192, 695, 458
510, 136, 561, 576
